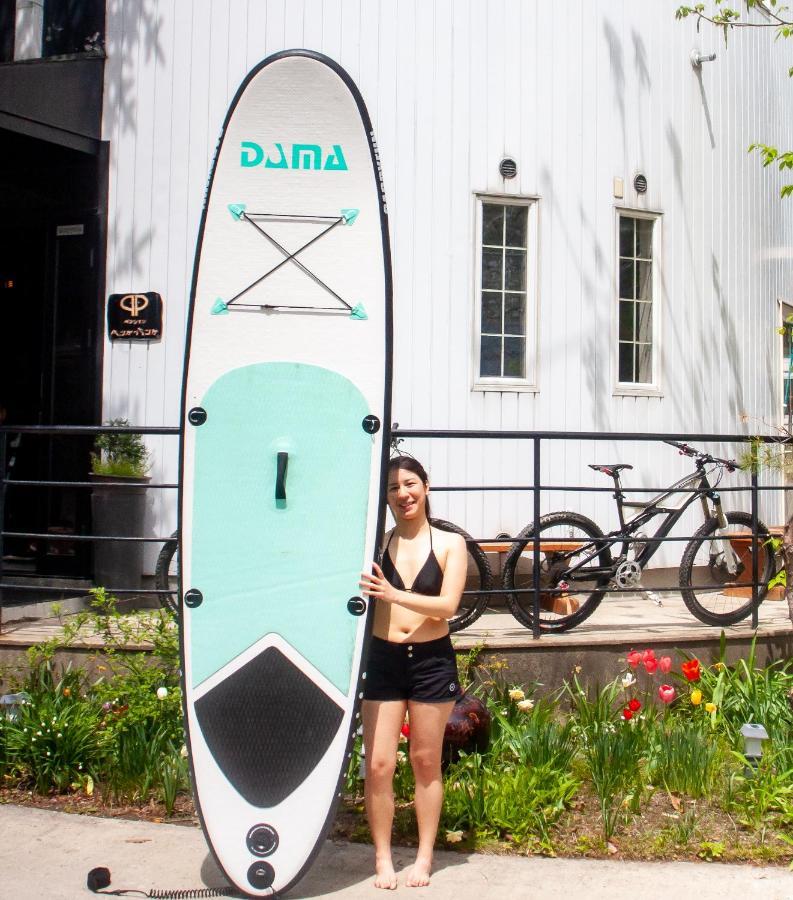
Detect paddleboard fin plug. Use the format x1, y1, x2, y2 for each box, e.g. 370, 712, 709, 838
341, 208, 359, 225
350, 302, 367, 320
211, 298, 229, 316
228, 202, 247, 220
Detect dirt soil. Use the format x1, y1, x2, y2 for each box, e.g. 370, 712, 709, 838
4, 785, 788, 868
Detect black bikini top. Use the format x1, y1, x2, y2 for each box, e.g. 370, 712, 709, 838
381, 527, 443, 596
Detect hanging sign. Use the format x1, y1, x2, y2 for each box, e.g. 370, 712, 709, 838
107, 292, 163, 340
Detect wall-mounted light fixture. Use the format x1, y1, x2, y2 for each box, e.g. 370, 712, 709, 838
691, 49, 717, 68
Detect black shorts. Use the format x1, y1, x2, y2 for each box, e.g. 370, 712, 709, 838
362, 634, 461, 703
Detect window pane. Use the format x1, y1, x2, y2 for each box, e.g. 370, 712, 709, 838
481, 293, 502, 334
43, 0, 105, 57
636, 344, 652, 383
504, 337, 525, 378
480, 336, 502, 377
619, 301, 634, 341
505, 249, 526, 291
505, 205, 527, 247
619, 216, 634, 259
504, 293, 525, 335
636, 260, 652, 302
0, 0, 14, 62
482, 248, 502, 290
618, 343, 634, 382
636, 301, 652, 343
619, 259, 634, 300
482, 204, 504, 246
636, 219, 653, 259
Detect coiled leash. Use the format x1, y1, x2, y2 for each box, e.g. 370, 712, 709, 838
87, 866, 276, 898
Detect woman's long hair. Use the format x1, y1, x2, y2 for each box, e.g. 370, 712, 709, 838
387, 455, 431, 520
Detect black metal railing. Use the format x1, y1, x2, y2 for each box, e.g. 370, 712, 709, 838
1, 423, 789, 639
0, 424, 179, 630
392, 427, 791, 638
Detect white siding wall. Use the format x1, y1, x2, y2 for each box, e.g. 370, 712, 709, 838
102, 0, 793, 562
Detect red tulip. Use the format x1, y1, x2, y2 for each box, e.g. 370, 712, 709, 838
681, 659, 701, 682
628, 698, 641, 712
401, 722, 410, 738
644, 657, 658, 674
622, 708, 633, 720
642, 649, 657, 663
658, 684, 676, 704
659, 656, 672, 674
626, 650, 642, 669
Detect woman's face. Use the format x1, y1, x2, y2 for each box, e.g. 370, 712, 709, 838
386, 467, 429, 522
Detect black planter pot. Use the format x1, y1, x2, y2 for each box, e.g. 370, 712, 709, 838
90, 473, 150, 590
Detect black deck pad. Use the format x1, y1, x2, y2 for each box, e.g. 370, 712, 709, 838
195, 646, 344, 807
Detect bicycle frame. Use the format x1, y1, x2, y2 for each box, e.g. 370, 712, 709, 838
555, 459, 730, 585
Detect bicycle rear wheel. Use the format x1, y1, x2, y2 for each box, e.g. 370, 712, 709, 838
678, 511, 773, 626
430, 518, 493, 633
154, 530, 180, 618
502, 511, 613, 633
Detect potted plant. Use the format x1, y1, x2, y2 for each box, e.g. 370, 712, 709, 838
90, 418, 151, 591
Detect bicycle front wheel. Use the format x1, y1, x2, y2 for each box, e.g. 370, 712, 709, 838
502, 511, 613, 633
430, 518, 493, 633
154, 530, 180, 618
678, 511, 773, 626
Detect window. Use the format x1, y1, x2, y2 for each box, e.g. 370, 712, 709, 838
0, 0, 14, 62
43, 0, 104, 57
475, 196, 538, 388
617, 212, 658, 387
782, 303, 793, 427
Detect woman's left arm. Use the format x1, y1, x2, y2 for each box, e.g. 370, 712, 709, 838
359, 532, 468, 620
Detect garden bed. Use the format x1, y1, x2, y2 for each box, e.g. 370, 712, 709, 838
1, 591, 791, 869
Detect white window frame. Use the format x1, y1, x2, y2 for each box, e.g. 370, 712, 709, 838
472, 193, 540, 392
613, 207, 663, 397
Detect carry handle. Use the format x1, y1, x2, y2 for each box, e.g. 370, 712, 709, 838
275, 452, 289, 503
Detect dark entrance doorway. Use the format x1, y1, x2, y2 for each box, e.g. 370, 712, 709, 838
0, 128, 106, 579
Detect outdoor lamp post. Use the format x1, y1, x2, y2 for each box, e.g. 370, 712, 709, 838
740, 723, 769, 771
0, 692, 30, 721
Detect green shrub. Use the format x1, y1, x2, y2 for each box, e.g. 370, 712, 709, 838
648, 724, 724, 798
442, 751, 579, 846
5, 689, 109, 792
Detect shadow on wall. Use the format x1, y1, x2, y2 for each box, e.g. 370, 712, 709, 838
103, 0, 165, 139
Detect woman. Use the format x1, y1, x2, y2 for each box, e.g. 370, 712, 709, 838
359, 456, 468, 889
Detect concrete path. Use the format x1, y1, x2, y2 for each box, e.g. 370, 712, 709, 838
0, 805, 790, 899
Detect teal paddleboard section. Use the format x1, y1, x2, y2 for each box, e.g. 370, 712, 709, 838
190, 362, 372, 692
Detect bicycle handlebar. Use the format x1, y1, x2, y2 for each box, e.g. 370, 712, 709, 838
662, 440, 737, 472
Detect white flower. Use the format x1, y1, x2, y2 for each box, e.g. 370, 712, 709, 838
621, 673, 636, 689
180, 744, 188, 759
445, 830, 465, 844
396, 750, 407, 764
508, 689, 525, 702
156, 687, 168, 700
517, 699, 535, 713
56, 733, 62, 739
36, 730, 42, 736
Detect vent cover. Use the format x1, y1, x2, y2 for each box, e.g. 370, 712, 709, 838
634, 173, 648, 194
499, 158, 517, 179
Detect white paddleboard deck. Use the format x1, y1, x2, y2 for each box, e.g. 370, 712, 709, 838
180, 50, 391, 896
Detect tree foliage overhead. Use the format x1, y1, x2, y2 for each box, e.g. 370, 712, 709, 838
676, 0, 793, 196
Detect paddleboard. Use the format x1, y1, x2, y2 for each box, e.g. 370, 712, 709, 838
179, 50, 392, 896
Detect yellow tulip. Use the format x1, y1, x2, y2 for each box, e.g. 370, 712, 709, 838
705, 702, 717, 714
690, 689, 702, 705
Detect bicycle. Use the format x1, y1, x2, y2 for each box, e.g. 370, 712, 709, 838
501, 440, 775, 633
153, 519, 493, 631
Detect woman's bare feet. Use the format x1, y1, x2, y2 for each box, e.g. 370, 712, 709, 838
374, 856, 398, 890
405, 856, 432, 887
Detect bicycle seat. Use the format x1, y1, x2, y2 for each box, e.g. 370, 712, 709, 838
588, 464, 633, 476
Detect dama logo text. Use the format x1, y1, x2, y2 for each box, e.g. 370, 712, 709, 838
240, 141, 348, 171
